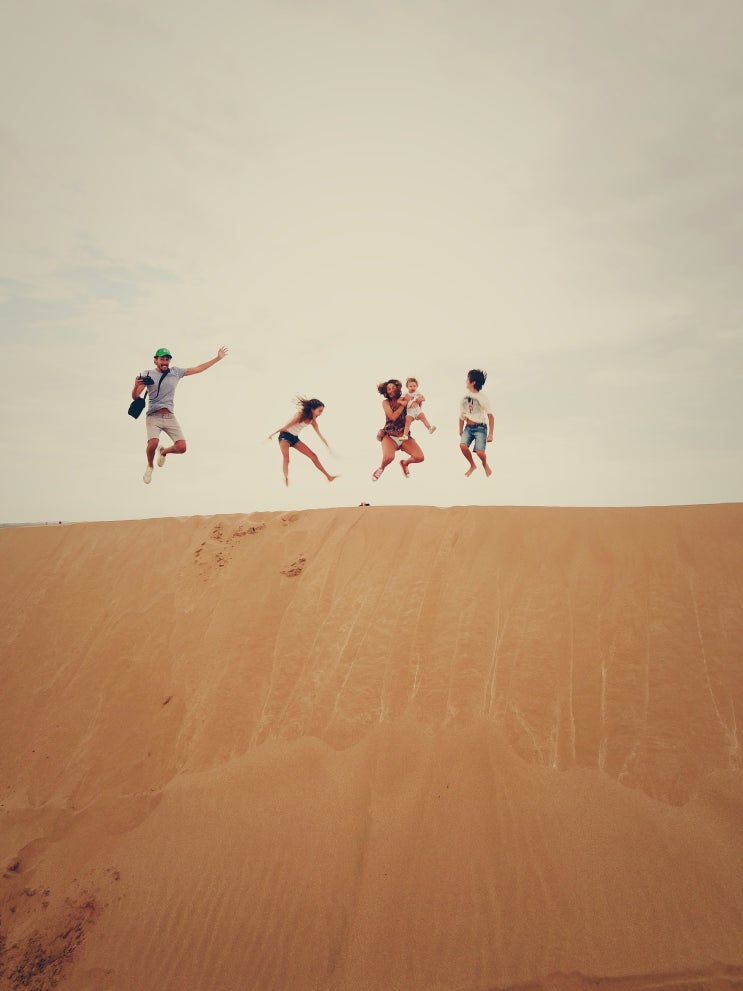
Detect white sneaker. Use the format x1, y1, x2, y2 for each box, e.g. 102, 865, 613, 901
157, 447, 167, 467
143, 466, 153, 484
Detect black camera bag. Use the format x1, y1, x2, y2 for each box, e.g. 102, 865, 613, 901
128, 394, 147, 418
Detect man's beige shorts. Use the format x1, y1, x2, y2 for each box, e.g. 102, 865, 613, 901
146, 413, 186, 444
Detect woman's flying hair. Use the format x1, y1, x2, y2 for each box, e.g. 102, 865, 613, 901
377, 379, 402, 398
295, 396, 325, 420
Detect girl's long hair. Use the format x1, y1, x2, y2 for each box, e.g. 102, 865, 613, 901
295, 396, 325, 421
377, 379, 402, 399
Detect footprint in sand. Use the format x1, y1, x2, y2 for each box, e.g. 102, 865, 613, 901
281, 556, 306, 577
194, 521, 268, 576
233, 521, 266, 538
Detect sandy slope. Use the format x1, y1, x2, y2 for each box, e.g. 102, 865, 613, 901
1, 505, 742, 991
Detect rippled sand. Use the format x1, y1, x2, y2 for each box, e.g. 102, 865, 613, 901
1, 505, 742, 990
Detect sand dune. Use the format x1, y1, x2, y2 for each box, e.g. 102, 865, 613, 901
1, 505, 742, 991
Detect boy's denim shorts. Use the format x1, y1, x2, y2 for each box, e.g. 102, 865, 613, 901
461, 422, 487, 452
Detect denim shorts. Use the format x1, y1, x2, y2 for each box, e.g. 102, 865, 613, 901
278, 431, 300, 447
461, 422, 487, 452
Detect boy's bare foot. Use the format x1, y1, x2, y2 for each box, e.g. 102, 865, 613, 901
464, 465, 476, 477
327, 475, 338, 482
401, 460, 410, 478
284, 477, 289, 487
484, 464, 492, 477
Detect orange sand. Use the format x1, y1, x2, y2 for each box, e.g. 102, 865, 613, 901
1, 505, 742, 990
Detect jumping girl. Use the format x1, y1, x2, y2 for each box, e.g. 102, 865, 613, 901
268, 397, 338, 486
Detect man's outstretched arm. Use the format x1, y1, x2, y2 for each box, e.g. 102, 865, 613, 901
184, 345, 229, 376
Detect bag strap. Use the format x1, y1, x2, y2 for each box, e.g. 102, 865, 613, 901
153, 368, 170, 400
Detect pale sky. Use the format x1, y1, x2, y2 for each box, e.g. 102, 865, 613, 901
1, 0, 742, 523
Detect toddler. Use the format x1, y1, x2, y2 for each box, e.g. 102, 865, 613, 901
401, 377, 436, 439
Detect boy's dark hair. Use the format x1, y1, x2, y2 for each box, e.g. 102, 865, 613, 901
467, 369, 487, 391
295, 396, 325, 420
377, 379, 402, 398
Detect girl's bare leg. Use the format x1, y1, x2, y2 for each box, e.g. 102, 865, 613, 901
373, 436, 397, 478
294, 440, 337, 481
279, 439, 291, 486
381, 436, 397, 470
400, 437, 425, 474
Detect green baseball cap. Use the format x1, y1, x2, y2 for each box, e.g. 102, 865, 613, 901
154, 347, 172, 358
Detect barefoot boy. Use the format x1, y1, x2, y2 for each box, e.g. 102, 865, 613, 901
401, 377, 436, 440
459, 369, 494, 477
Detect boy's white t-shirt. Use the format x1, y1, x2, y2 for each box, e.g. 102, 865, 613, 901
460, 390, 492, 424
